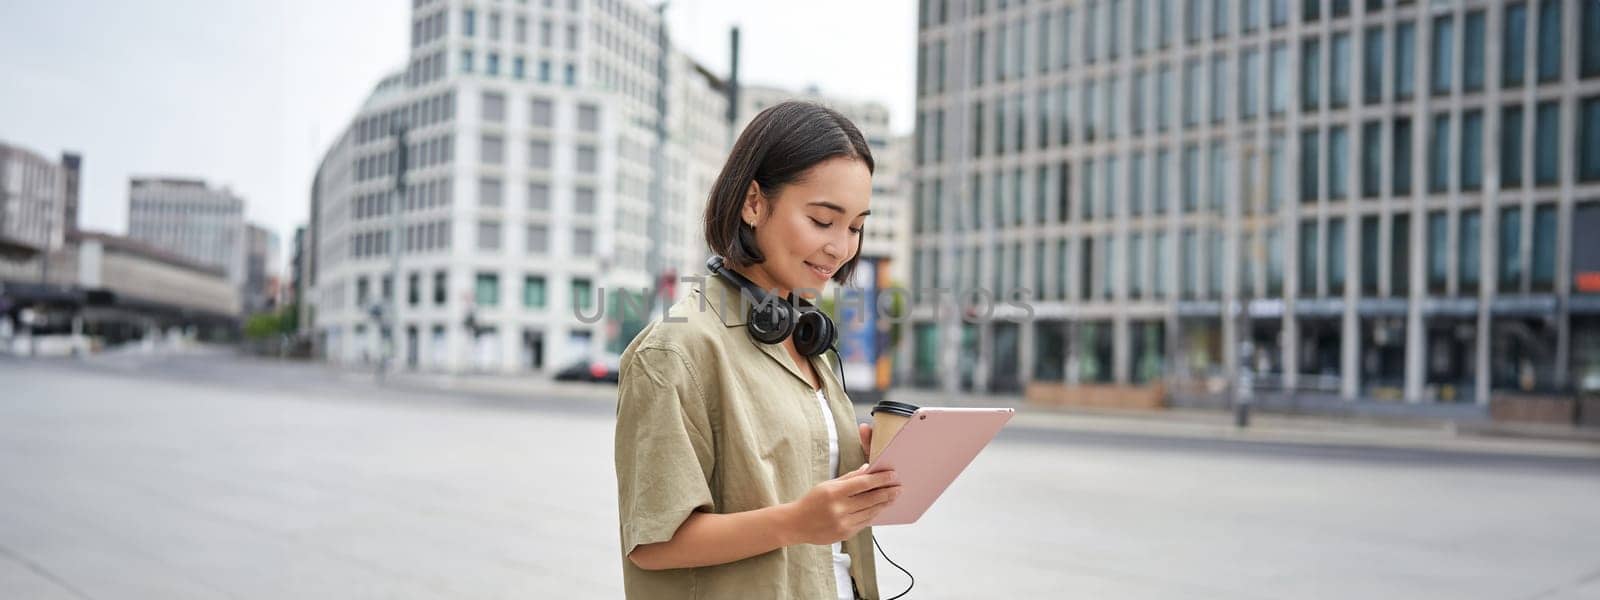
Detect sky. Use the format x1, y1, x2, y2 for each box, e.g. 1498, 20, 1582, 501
0, 0, 916, 271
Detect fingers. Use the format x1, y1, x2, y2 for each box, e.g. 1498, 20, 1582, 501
839, 470, 897, 496
846, 485, 901, 515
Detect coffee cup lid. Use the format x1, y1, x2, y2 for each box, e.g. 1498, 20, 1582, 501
870, 400, 920, 418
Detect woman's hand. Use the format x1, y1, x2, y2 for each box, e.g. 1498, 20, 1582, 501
782, 465, 901, 546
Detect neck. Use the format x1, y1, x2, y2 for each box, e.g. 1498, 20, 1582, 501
729, 263, 790, 300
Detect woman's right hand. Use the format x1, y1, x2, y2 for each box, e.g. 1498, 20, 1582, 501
782, 465, 902, 546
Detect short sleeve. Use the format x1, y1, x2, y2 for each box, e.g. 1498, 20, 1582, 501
614, 345, 716, 557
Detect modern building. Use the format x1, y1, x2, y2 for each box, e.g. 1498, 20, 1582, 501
308, 0, 731, 374
0, 141, 78, 282
908, 0, 1600, 408
244, 223, 281, 314
126, 177, 248, 297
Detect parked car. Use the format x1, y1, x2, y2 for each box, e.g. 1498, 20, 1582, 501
554, 354, 621, 383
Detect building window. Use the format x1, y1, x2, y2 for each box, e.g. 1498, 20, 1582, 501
1363, 27, 1384, 104
1269, 134, 1286, 210
1240, 50, 1261, 119
563, 63, 576, 86
1302, 0, 1319, 22
461, 50, 474, 73
475, 272, 499, 307
1392, 214, 1410, 295
576, 145, 597, 173
529, 141, 552, 169
1266, 226, 1284, 295
482, 92, 506, 122
1427, 211, 1448, 293
1184, 59, 1201, 127
573, 227, 593, 256
530, 99, 553, 128
434, 270, 447, 305
1182, 145, 1199, 212
571, 277, 593, 311
1330, 33, 1351, 108
1361, 216, 1379, 295
463, 8, 476, 37
1361, 121, 1382, 198
1429, 113, 1450, 193
1580, 97, 1600, 182
527, 182, 550, 211
1270, 0, 1288, 27
523, 276, 547, 309
1500, 207, 1522, 292
477, 220, 502, 252
1505, 3, 1528, 87
539, 60, 552, 82
574, 186, 596, 214
1299, 221, 1317, 296
1329, 126, 1349, 200
1329, 217, 1347, 295
1463, 11, 1485, 92
1460, 209, 1481, 292
578, 104, 600, 132
1395, 22, 1416, 100
1182, 230, 1198, 299
1212, 0, 1228, 38
480, 135, 504, 165
1208, 143, 1225, 212
1301, 128, 1319, 203
1585, 0, 1600, 77
478, 177, 503, 207
1502, 105, 1525, 188
1301, 39, 1321, 111
407, 272, 421, 306
1432, 16, 1454, 96
513, 57, 526, 79
1537, 0, 1561, 82
1460, 110, 1483, 191
1534, 101, 1558, 185
486, 53, 500, 76
1531, 205, 1557, 291
525, 224, 548, 254
1211, 55, 1228, 123
1394, 118, 1413, 194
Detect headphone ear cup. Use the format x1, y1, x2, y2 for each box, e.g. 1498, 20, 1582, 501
746, 302, 795, 345
792, 310, 836, 357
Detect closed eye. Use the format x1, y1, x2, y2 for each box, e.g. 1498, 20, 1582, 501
812, 217, 864, 236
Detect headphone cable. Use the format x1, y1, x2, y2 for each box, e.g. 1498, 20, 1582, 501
829, 347, 915, 599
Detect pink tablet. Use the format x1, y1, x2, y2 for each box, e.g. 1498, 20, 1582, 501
865, 407, 1015, 526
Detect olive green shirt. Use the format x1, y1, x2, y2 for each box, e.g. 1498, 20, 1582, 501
614, 272, 880, 599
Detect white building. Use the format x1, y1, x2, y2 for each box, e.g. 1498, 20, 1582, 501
0, 141, 76, 282
309, 0, 729, 374
126, 177, 247, 299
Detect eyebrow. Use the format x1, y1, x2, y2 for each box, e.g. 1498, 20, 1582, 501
808, 201, 871, 217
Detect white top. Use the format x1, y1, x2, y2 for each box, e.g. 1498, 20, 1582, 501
814, 387, 855, 600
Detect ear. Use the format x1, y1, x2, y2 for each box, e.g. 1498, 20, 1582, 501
742, 181, 765, 226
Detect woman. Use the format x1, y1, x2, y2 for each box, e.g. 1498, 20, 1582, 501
614, 101, 901, 600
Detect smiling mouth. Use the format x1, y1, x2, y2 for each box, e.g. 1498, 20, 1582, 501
804, 261, 834, 279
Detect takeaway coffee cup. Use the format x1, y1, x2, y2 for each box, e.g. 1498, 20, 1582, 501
868, 400, 921, 463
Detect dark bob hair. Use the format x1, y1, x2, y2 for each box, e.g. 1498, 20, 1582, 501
703, 100, 875, 286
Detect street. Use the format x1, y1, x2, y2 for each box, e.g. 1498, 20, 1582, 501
1, 354, 1597, 599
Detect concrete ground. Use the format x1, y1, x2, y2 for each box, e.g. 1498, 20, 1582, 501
1, 352, 1597, 599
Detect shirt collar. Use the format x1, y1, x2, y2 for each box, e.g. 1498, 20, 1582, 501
693, 270, 837, 390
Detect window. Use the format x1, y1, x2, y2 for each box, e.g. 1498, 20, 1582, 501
1300, 221, 1318, 296
573, 227, 594, 256
576, 145, 597, 173
1158, 66, 1174, 129
1155, 150, 1171, 213
478, 177, 503, 207
1581, 97, 1600, 182
578, 104, 599, 132
1463, 11, 1485, 92
1130, 155, 1145, 216
1301, 129, 1320, 202
529, 141, 552, 169
1432, 16, 1454, 96
1270, 43, 1289, 114
1505, 3, 1528, 87
1241, 50, 1261, 119
1427, 211, 1448, 292
1213, 0, 1228, 38
1271, 0, 1288, 27
538, 60, 551, 82
530, 99, 553, 127
1537, 0, 1561, 82
1329, 126, 1349, 199
461, 50, 474, 73
525, 224, 548, 254
1392, 214, 1410, 295
1361, 216, 1379, 294
408, 272, 420, 306
1269, 134, 1286, 210
1302, 39, 1322, 111
1330, 33, 1351, 108
572, 277, 594, 311
1532, 205, 1556, 291
1153, 232, 1169, 297
1361, 121, 1382, 198
475, 272, 499, 307
1499, 207, 1522, 291
523, 276, 547, 308
1460, 110, 1482, 190
513, 57, 525, 79
1184, 59, 1201, 126
527, 182, 550, 211
481, 92, 506, 122
1244, 0, 1261, 31
1266, 226, 1284, 295
1182, 230, 1198, 298
1395, 22, 1416, 99
1429, 113, 1450, 193
1183, 145, 1199, 212
574, 186, 596, 214
565, 24, 578, 51
563, 63, 576, 86
1502, 106, 1525, 188
1208, 144, 1225, 211
1586, 0, 1600, 77
1329, 218, 1347, 295
1460, 210, 1481, 292
1211, 56, 1228, 123
463, 8, 476, 37
1302, 0, 1320, 22
477, 220, 502, 251
1332, 0, 1349, 18
1363, 27, 1384, 104
1534, 101, 1558, 185
1394, 118, 1413, 194
486, 53, 500, 76
471, 130, 504, 164
434, 270, 447, 305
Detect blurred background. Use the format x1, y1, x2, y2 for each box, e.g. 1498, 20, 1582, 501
2, 0, 1599, 598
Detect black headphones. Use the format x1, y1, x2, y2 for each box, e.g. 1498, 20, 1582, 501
706, 255, 838, 358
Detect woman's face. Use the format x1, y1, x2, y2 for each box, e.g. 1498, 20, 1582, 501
740, 157, 872, 299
